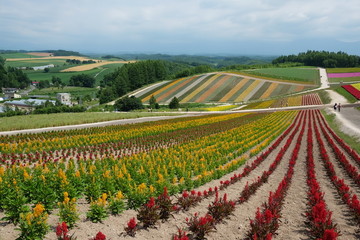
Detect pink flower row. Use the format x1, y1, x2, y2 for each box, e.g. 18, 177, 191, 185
327, 72, 360, 78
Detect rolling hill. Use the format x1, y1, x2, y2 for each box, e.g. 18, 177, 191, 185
135, 72, 316, 104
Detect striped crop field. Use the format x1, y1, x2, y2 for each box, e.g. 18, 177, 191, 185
242, 93, 322, 110
327, 68, 360, 83
138, 72, 314, 104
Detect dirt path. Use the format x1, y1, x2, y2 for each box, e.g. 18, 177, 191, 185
311, 112, 359, 239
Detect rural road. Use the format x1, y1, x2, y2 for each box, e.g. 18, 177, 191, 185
1, 102, 359, 136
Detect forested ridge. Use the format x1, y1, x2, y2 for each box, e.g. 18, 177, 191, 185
272, 50, 360, 68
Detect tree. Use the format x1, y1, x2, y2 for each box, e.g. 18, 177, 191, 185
169, 97, 180, 109
69, 74, 95, 88
38, 80, 50, 89
114, 96, 144, 111
149, 95, 157, 109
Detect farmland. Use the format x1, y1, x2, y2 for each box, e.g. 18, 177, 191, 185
326, 68, 360, 83
1, 53, 128, 85
242, 67, 320, 83
0, 108, 359, 239
137, 72, 315, 104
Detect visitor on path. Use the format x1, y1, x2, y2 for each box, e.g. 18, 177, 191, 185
338, 103, 341, 112
333, 103, 337, 110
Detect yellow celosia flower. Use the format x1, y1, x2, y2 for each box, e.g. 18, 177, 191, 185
149, 185, 155, 193
137, 183, 147, 193
33, 204, 45, 218
103, 170, 110, 178
24, 171, 31, 180
115, 191, 124, 200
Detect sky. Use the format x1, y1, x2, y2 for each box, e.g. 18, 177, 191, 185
0, 0, 359, 55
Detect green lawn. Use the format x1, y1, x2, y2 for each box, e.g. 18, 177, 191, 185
31, 86, 98, 98
328, 76, 360, 83
0, 112, 181, 131
242, 67, 320, 84
0, 53, 42, 59
26, 68, 103, 84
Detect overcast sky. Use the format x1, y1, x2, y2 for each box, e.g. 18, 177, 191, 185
1, 0, 359, 55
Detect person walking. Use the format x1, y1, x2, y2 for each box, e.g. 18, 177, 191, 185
338, 103, 341, 112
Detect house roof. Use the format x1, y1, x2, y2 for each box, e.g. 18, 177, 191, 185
4, 99, 56, 107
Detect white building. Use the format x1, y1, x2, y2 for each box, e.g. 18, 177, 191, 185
56, 93, 72, 106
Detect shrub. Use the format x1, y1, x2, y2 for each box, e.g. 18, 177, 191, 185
58, 192, 79, 228
17, 204, 49, 240
137, 197, 160, 228
86, 193, 109, 223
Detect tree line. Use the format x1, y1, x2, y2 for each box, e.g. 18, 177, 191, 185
0, 56, 31, 90
66, 59, 97, 64
99, 60, 177, 104
272, 50, 360, 68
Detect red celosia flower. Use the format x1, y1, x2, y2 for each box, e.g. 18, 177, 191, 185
56, 222, 69, 239
322, 229, 338, 240
127, 217, 137, 230
146, 197, 156, 208
94, 231, 106, 240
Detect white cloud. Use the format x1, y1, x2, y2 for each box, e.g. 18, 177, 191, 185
0, 0, 359, 53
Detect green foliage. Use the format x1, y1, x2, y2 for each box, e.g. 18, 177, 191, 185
1, 179, 29, 224
17, 204, 49, 240
272, 50, 360, 68
58, 192, 79, 228
317, 90, 332, 104
169, 97, 180, 109
47, 50, 83, 56
33, 104, 86, 114
86, 193, 109, 223
38, 79, 50, 89
175, 65, 214, 78
149, 95, 158, 109
99, 60, 171, 103
0, 58, 31, 89
114, 96, 144, 111
69, 74, 95, 88
108, 192, 126, 215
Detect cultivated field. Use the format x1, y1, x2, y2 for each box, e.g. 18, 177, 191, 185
137, 72, 315, 104
0, 101, 359, 239
61, 60, 136, 72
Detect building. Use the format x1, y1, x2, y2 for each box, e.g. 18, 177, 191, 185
32, 64, 55, 71
4, 99, 56, 112
2, 88, 21, 99
56, 93, 72, 106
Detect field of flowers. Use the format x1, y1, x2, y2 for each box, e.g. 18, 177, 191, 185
138, 73, 314, 104
342, 84, 360, 99
1, 107, 359, 239
243, 93, 322, 110
0, 111, 296, 239
327, 69, 360, 83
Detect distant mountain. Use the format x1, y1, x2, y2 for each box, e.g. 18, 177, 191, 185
0, 49, 84, 57
102, 53, 276, 68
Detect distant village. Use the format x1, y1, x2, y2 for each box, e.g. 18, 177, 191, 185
0, 87, 72, 113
